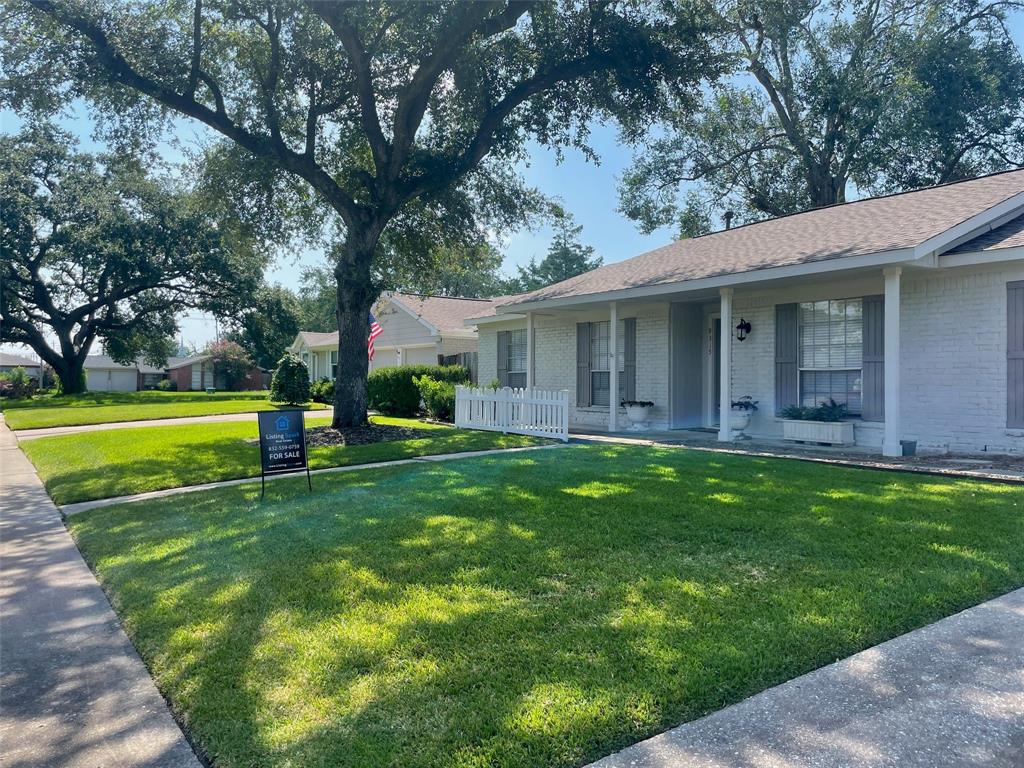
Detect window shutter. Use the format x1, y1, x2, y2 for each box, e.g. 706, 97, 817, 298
496, 331, 509, 387
774, 303, 798, 414
623, 317, 637, 401
576, 322, 591, 407
1008, 282, 1024, 427
862, 295, 885, 422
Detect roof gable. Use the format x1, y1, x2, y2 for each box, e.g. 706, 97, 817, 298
950, 213, 1024, 253
387, 293, 497, 335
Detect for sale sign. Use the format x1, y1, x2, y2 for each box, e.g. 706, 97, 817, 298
257, 410, 311, 496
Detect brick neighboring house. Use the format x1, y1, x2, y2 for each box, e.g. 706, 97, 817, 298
165, 355, 270, 391
77, 354, 269, 392
469, 169, 1024, 456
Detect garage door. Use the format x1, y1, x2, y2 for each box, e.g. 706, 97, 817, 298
91, 369, 137, 392
108, 369, 138, 391
402, 346, 437, 366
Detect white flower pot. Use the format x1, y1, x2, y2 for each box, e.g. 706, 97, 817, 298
624, 404, 653, 431
782, 419, 855, 445
729, 408, 752, 437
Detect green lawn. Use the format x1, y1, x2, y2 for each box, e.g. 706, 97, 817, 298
2, 390, 327, 430
69, 445, 1024, 768
25, 416, 547, 504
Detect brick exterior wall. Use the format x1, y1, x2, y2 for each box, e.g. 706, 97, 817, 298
168, 365, 192, 391
477, 263, 1024, 453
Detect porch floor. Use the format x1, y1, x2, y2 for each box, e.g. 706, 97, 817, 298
570, 427, 1024, 483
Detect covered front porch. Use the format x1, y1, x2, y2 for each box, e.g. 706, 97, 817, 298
489, 264, 908, 457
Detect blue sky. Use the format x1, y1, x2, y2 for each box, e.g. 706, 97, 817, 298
3, 11, 1022, 351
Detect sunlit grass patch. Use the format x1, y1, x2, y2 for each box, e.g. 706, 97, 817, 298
68, 445, 1024, 768
25, 416, 549, 504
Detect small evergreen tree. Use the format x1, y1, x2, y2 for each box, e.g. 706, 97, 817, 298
512, 215, 602, 292
270, 354, 310, 405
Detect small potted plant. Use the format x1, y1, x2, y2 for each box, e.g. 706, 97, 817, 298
780, 398, 854, 445
730, 396, 758, 437
621, 399, 655, 430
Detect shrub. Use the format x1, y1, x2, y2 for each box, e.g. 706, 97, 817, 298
270, 353, 311, 405
413, 375, 456, 422
0, 367, 37, 400
156, 378, 177, 391
368, 364, 470, 416
780, 398, 848, 422
310, 377, 334, 404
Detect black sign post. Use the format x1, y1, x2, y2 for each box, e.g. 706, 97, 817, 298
257, 409, 311, 499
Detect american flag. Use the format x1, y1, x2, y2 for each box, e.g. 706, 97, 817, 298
367, 313, 383, 360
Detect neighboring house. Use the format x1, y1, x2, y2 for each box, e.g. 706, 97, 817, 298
165, 355, 270, 391
82, 354, 269, 392
0, 352, 41, 380
469, 169, 1024, 456
83, 356, 141, 392
290, 292, 499, 383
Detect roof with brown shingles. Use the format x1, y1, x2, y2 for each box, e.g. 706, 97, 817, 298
389, 293, 499, 333
297, 293, 501, 347
499, 169, 1024, 308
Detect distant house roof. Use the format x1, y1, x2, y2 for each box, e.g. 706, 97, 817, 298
949, 213, 1024, 253
83, 355, 137, 370
494, 169, 1024, 311
295, 293, 500, 347
388, 292, 498, 335
297, 331, 338, 348
164, 355, 208, 370
0, 352, 38, 368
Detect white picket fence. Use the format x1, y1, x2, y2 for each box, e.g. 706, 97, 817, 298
455, 386, 570, 442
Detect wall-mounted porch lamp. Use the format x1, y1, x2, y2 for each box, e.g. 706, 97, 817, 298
735, 318, 752, 342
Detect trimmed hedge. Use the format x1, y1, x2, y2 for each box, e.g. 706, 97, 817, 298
368, 364, 470, 416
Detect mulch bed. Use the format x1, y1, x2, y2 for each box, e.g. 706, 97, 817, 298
303, 422, 435, 448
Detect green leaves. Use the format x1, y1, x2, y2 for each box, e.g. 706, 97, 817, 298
620, 0, 1024, 235
0, 125, 265, 378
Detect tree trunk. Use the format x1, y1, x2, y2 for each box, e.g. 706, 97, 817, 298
53, 356, 87, 394
331, 236, 377, 428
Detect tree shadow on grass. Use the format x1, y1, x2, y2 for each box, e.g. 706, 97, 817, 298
68, 446, 1024, 768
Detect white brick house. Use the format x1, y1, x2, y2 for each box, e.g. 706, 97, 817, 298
470, 170, 1024, 456
289, 292, 498, 383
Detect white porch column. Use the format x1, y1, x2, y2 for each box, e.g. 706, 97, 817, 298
718, 288, 733, 442
883, 266, 902, 457
609, 301, 619, 432
526, 311, 535, 390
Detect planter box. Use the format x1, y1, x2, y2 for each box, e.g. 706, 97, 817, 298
782, 419, 855, 445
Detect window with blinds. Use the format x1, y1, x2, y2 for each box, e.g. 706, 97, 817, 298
506, 328, 527, 388
798, 299, 863, 413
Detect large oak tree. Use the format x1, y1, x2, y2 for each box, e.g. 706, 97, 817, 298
620, 0, 1024, 236
7, 0, 719, 425
0, 125, 262, 392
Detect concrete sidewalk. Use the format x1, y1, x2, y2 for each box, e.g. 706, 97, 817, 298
0, 416, 201, 768
590, 588, 1024, 768
14, 407, 329, 440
